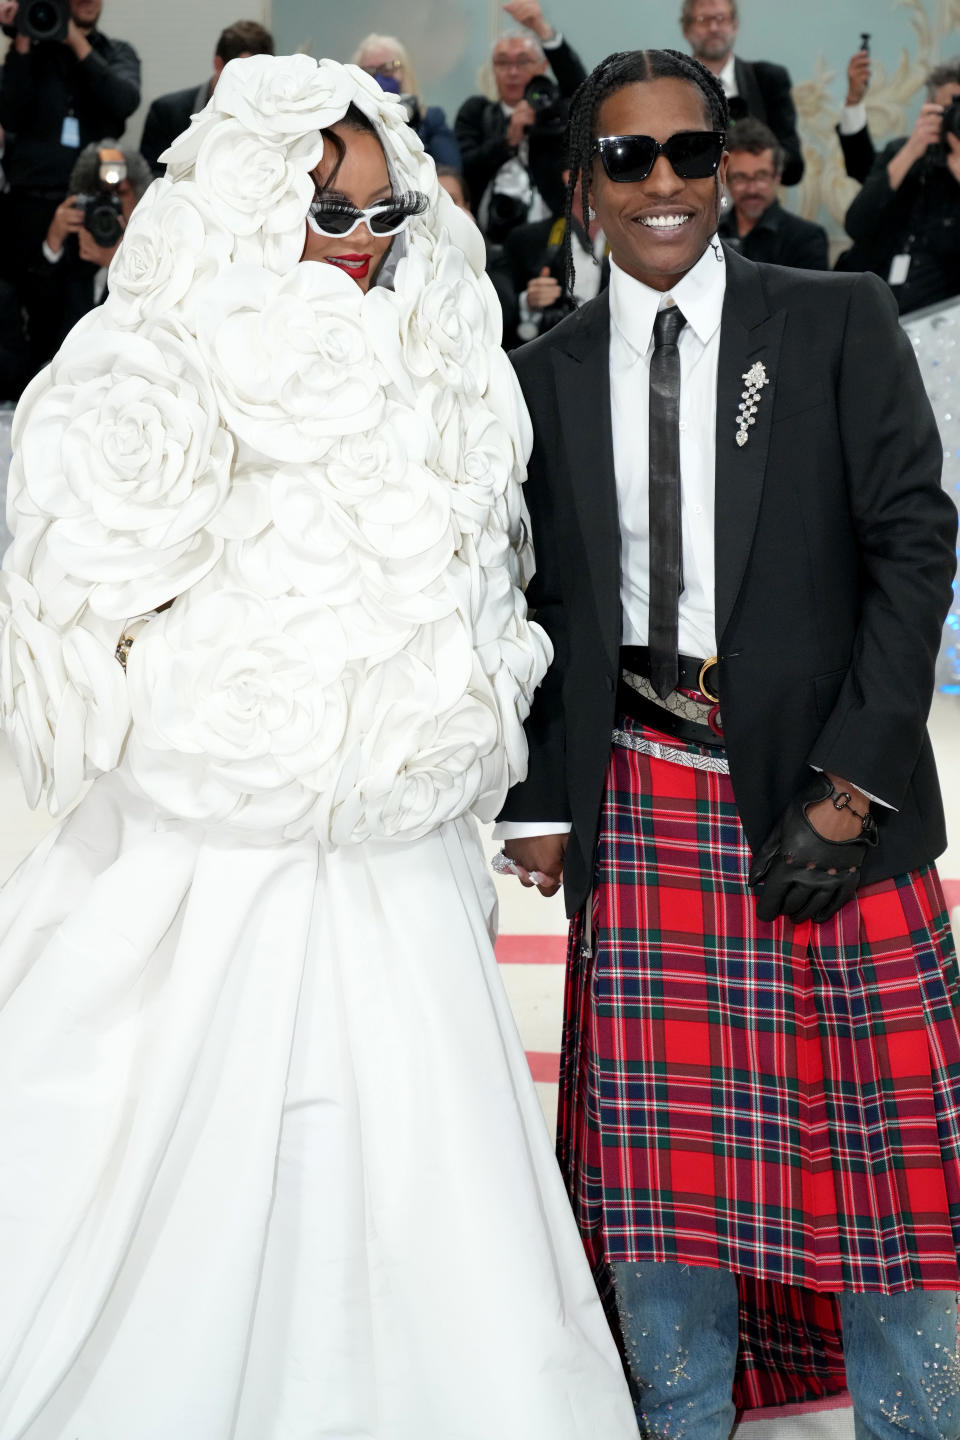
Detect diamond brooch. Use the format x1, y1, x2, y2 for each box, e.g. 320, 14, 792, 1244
736, 360, 769, 447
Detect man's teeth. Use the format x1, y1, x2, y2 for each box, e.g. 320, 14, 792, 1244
639, 214, 690, 229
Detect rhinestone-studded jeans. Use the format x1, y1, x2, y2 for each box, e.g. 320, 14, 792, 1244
612, 1260, 960, 1439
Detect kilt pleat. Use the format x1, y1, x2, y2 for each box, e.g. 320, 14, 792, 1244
556, 718, 960, 1410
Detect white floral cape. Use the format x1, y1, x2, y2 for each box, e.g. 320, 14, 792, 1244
0, 55, 551, 845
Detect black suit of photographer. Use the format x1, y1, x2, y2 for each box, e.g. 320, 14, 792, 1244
0, 24, 139, 302
455, 37, 586, 234
843, 138, 960, 314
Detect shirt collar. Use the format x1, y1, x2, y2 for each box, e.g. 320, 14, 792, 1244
609, 239, 726, 356
718, 52, 737, 93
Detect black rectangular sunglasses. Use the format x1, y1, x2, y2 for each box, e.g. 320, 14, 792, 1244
595, 131, 726, 183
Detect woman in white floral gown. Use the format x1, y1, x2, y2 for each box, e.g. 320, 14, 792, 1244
0, 56, 638, 1440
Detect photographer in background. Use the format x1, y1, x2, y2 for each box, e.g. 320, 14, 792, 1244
25, 139, 150, 367
140, 20, 274, 177
455, 0, 585, 242
843, 60, 960, 315
489, 166, 607, 348
718, 117, 828, 268
0, 0, 138, 363
351, 33, 459, 169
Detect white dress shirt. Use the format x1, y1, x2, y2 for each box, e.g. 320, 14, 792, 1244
611, 241, 725, 656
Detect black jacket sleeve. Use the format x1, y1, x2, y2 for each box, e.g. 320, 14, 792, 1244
837, 123, 875, 184
542, 36, 586, 98
754, 61, 804, 186
497, 344, 571, 823
0, 47, 35, 130
806, 272, 956, 804
76, 38, 141, 127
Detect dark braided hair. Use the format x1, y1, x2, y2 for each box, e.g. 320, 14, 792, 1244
561, 49, 729, 295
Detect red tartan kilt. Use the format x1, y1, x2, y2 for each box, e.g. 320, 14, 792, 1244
557, 719, 960, 1410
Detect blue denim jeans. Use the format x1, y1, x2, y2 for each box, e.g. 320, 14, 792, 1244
612, 1260, 960, 1440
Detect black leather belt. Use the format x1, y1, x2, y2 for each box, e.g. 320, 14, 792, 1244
618, 646, 725, 748
620, 646, 719, 701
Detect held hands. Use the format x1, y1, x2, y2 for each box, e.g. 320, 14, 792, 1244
502, 833, 567, 897
526, 266, 562, 310
845, 49, 871, 106
503, 0, 555, 41
506, 100, 536, 147
748, 772, 878, 925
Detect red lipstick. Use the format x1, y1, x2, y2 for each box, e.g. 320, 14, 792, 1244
326, 253, 372, 281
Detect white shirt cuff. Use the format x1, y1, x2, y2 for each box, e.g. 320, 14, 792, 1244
839, 102, 867, 136
492, 821, 572, 841
42, 239, 65, 264
541, 30, 563, 49
810, 766, 894, 810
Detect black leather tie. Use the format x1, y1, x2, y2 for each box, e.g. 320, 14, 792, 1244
648, 304, 687, 699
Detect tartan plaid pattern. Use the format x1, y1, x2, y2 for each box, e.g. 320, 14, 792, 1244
557, 716, 960, 1410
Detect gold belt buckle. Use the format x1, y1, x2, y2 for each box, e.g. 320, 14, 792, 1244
697, 656, 720, 703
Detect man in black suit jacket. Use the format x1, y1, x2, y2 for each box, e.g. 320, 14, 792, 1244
139, 19, 273, 176
680, 0, 804, 184
718, 117, 827, 267
496, 46, 959, 1437
454, 0, 585, 240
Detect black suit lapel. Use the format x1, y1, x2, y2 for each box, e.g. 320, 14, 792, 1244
734, 57, 767, 124
551, 292, 621, 670
714, 246, 785, 643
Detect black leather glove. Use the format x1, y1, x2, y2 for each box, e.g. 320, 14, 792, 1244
748, 773, 878, 925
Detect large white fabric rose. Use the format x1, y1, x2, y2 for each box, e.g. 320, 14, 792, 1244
12, 322, 232, 619
197, 263, 385, 462
125, 590, 349, 828
107, 181, 233, 328
210, 54, 355, 141
193, 120, 321, 238
386, 244, 497, 397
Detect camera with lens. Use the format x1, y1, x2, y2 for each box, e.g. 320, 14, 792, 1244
523, 73, 565, 131
74, 151, 128, 250
486, 191, 528, 242
941, 99, 960, 147
16, 0, 69, 43
927, 97, 960, 166
75, 189, 123, 248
